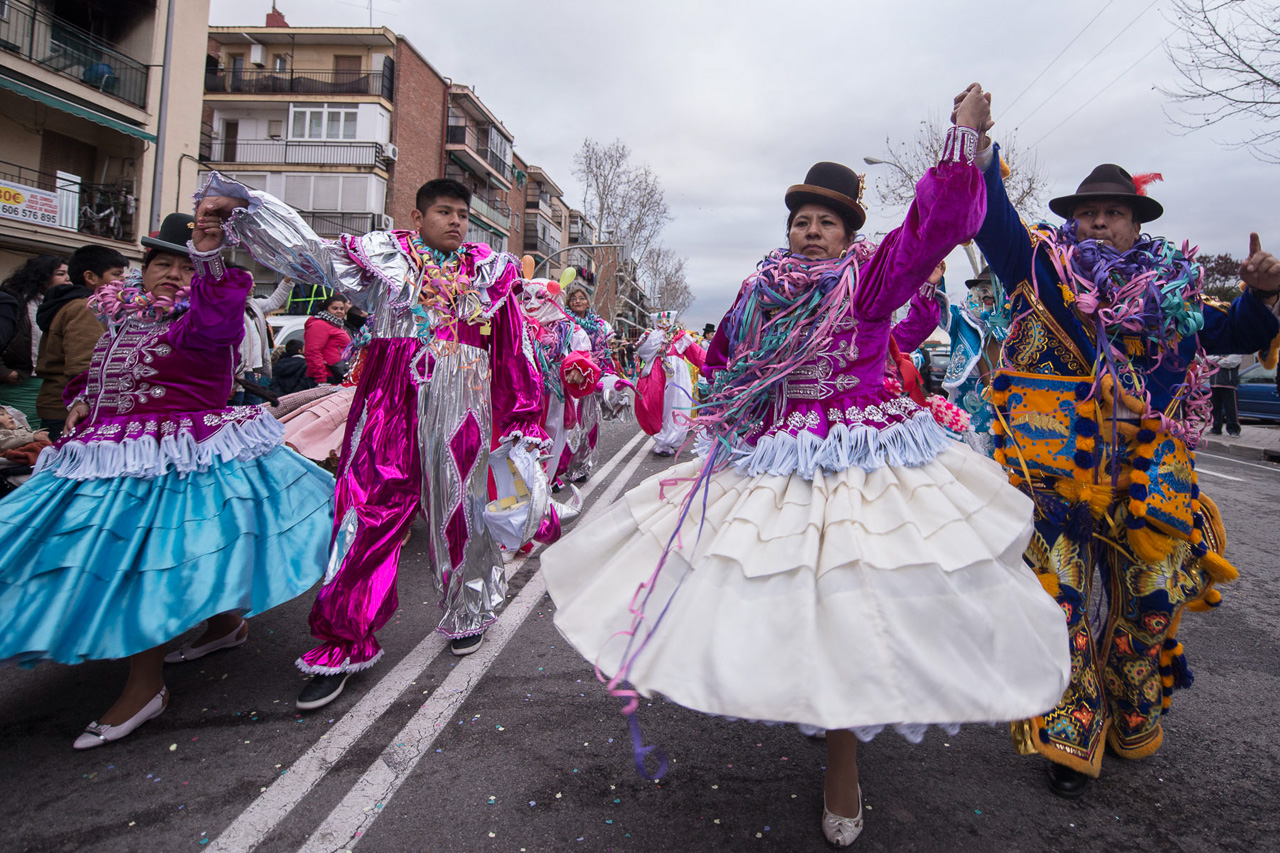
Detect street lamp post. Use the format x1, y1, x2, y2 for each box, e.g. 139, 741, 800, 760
531, 243, 625, 280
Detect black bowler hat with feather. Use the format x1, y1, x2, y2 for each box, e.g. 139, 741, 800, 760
785, 162, 866, 232
1049, 164, 1164, 223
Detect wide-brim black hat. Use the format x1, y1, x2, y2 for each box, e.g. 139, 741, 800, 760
141, 212, 196, 255
965, 266, 993, 288
785, 162, 866, 232
1049, 164, 1163, 223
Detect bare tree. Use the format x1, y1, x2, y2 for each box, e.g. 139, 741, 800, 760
642, 246, 693, 315
1200, 252, 1246, 302
572, 138, 689, 328
869, 118, 1050, 221
1162, 0, 1280, 163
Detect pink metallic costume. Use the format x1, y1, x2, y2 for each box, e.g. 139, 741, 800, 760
207, 173, 547, 675
635, 320, 706, 454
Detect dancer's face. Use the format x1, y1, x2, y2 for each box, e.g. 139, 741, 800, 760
413, 195, 470, 254
1072, 199, 1140, 253
142, 252, 193, 299
788, 203, 852, 260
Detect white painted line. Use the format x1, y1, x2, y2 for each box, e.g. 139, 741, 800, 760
297, 435, 657, 851
1196, 467, 1245, 482
298, 571, 551, 852
1195, 450, 1280, 473
210, 429, 648, 852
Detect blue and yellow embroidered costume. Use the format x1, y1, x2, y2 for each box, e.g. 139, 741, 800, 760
975, 147, 1279, 778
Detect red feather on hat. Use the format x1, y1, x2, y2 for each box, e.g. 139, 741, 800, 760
1131, 172, 1163, 196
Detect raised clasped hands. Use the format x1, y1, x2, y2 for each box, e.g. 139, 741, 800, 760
1241, 232, 1280, 299
192, 195, 249, 254
951, 83, 994, 151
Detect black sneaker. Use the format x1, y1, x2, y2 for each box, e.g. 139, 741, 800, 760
296, 672, 351, 710
1209, 428, 1223, 435
451, 633, 484, 656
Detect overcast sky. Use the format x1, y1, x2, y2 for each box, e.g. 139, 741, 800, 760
210, 0, 1276, 329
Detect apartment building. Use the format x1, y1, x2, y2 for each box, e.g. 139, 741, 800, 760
522, 164, 564, 274
203, 20, 453, 285
0, 0, 209, 277
444, 84, 516, 253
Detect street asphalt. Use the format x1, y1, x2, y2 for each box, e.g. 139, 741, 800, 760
1, 421, 1278, 852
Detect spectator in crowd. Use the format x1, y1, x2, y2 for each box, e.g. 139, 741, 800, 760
270, 339, 310, 395
304, 294, 352, 386
35, 245, 128, 437
236, 277, 293, 405
1207, 353, 1242, 436
345, 305, 368, 336
0, 255, 68, 424
0, 405, 48, 451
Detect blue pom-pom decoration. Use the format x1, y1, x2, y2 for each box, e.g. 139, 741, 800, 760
1073, 449, 1095, 469
1075, 417, 1098, 438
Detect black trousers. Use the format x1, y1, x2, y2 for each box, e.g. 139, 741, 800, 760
1210, 386, 1239, 434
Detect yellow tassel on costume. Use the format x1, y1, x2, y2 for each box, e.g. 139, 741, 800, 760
1036, 572, 1061, 597
1262, 333, 1280, 371
1187, 586, 1224, 612
1128, 524, 1177, 563
1200, 550, 1239, 584
1053, 479, 1113, 518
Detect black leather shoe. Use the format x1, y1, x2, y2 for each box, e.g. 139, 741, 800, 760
1047, 763, 1091, 798
451, 633, 484, 656
296, 673, 351, 710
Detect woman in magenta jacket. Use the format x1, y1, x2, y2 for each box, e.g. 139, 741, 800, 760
304, 295, 352, 385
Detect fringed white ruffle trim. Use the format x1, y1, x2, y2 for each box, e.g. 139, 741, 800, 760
35, 414, 285, 482
294, 649, 385, 676
698, 411, 953, 479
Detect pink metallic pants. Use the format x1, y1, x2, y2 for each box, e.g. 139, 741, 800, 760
298, 338, 422, 675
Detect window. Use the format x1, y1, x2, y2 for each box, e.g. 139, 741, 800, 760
280, 174, 379, 212
272, 54, 288, 72
289, 103, 358, 140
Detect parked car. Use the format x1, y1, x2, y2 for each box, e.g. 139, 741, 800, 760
921, 343, 950, 390
267, 315, 309, 350
1237, 361, 1280, 423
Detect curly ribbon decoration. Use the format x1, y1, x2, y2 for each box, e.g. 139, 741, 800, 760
89, 270, 191, 328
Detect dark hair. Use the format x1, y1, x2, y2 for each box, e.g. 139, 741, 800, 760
785, 204, 857, 240
316, 294, 348, 313
415, 178, 471, 213
285, 339, 304, 356
1, 255, 66, 302
68, 245, 129, 288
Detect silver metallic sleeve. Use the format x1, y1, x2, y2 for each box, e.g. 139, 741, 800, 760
201, 171, 407, 313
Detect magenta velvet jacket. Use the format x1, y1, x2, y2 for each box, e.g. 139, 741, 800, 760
701, 160, 985, 478
37, 268, 284, 481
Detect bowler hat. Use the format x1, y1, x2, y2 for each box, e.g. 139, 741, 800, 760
1049, 164, 1163, 223
141, 212, 196, 255
965, 266, 994, 289
786, 162, 866, 232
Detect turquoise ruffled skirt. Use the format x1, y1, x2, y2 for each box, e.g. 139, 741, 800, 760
0, 446, 334, 666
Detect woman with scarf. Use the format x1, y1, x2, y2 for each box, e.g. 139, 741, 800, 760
564, 284, 626, 480
304, 294, 352, 386
0, 255, 68, 423
0, 213, 333, 749
541, 85, 1071, 846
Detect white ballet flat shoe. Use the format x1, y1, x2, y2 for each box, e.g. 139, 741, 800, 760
73, 687, 168, 750
164, 620, 248, 663
822, 786, 864, 847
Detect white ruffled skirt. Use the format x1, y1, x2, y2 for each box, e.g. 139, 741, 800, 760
542, 444, 1070, 735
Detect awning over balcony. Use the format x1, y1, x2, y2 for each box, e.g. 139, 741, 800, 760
0, 73, 155, 141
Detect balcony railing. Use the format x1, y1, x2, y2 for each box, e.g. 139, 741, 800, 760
0, 0, 148, 109
0, 159, 136, 240
203, 139, 389, 168
205, 69, 393, 100
299, 210, 377, 238
445, 124, 512, 183
523, 237, 557, 259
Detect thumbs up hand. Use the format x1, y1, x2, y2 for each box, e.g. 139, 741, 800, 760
1241, 232, 1280, 295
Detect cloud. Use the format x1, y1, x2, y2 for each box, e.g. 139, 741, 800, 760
210, 0, 1274, 327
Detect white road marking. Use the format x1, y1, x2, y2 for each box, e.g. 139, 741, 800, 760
298, 570, 551, 853
1195, 467, 1244, 482
1195, 450, 1280, 473
298, 435, 654, 852
210, 428, 649, 852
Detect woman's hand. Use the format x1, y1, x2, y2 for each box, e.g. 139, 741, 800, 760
64, 400, 90, 433
951, 83, 994, 146
192, 196, 249, 253
2, 370, 19, 384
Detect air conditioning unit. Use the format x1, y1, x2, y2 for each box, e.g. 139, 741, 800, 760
249, 44, 265, 67
383, 143, 398, 162
376, 213, 394, 230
